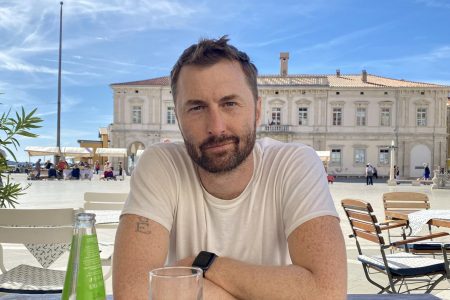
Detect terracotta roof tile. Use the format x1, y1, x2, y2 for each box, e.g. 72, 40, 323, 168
111, 74, 449, 88
111, 76, 170, 86
257, 75, 328, 86
327, 74, 444, 88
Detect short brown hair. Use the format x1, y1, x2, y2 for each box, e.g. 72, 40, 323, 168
170, 35, 258, 103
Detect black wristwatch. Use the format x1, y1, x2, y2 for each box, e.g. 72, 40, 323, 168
192, 251, 217, 277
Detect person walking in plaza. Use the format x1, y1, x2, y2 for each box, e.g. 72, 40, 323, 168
114, 36, 346, 299
34, 158, 41, 179
56, 158, 68, 179
94, 160, 100, 174
423, 163, 431, 180
394, 165, 399, 179
373, 166, 378, 179
366, 163, 374, 185
44, 160, 53, 170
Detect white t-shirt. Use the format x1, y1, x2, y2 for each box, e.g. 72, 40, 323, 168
122, 138, 338, 265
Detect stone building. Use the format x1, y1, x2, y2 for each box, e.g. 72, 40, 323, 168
109, 54, 450, 177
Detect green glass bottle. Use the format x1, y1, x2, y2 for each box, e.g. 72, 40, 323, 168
62, 212, 106, 300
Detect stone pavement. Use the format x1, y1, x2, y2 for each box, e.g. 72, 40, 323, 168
1, 174, 450, 297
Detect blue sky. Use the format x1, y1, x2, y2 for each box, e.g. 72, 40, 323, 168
1, 0, 449, 162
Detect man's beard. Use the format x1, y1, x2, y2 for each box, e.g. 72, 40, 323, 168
184, 126, 256, 174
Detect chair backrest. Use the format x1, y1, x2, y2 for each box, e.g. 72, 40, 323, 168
83, 192, 128, 210
341, 199, 385, 246
0, 208, 74, 244
383, 192, 430, 215
0, 208, 75, 272
83, 192, 127, 229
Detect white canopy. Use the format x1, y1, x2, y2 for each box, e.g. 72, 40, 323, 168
136, 149, 145, 157
95, 148, 127, 157
61, 147, 93, 158
316, 151, 330, 162
25, 146, 60, 156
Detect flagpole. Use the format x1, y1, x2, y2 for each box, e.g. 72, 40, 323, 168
56, 1, 63, 164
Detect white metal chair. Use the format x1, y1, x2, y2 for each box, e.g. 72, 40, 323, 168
0, 208, 75, 294
83, 192, 128, 280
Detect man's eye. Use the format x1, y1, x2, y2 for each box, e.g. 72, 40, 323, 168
224, 102, 237, 107
189, 106, 204, 112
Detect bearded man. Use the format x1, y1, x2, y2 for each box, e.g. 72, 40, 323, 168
113, 36, 347, 300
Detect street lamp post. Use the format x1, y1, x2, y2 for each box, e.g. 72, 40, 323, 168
387, 140, 398, 186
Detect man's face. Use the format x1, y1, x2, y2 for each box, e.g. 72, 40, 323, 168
175, 60, 261, 173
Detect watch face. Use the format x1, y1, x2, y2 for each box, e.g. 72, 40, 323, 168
196, 252, 212, 266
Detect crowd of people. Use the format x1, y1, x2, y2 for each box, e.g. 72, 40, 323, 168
26, 158, 124, 181
364, 163, 435, 185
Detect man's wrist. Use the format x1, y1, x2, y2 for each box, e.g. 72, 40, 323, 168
192, 251, 217, 277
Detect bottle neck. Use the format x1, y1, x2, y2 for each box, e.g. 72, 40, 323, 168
74, 213, 96, 235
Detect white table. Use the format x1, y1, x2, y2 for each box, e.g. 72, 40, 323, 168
408, 210, 450, 235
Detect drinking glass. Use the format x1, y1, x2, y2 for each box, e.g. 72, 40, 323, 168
149, 266, 203, 300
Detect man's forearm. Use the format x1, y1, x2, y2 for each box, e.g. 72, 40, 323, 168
204, 278, 238, 300
206, 257, 345, 300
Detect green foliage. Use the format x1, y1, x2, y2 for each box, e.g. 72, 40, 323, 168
0, 107, 42, 208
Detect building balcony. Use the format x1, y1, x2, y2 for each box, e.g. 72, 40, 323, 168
259, 124, 292, 132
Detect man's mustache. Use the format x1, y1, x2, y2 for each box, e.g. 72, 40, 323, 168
200, 135, 239, 151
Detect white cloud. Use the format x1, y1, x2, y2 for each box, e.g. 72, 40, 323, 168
416, 0, 450, 9
81, 114, 113, 125
299, 24, 390, 53
35, 110, 57, 117
0, 52, 57, 74
361, 45, 450, 67
0, 4, 29, 32
241, 32, 310, 48
423, 46, 450, 60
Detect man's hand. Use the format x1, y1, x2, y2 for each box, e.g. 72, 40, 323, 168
174, 256, 195, 267
173, 256, 237, 300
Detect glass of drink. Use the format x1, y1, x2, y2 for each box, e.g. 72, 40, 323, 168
149, 266, 203, 300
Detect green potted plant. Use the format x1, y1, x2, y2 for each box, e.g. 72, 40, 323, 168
0, 107, 42, 208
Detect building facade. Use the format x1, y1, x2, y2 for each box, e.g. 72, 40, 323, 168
78, 128, 110, 165
110, 54, 450, 178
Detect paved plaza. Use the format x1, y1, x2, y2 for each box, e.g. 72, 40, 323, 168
1, 173, 450, 297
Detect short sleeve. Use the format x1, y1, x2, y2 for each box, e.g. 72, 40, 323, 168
121, 144, 179, 232
281, 146, 339, 238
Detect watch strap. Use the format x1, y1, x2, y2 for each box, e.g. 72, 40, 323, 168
192, 251, 217, 277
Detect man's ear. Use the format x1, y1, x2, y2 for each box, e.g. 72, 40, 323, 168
255, 96, 262, 126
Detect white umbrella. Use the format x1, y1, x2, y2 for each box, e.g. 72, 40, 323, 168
95, 148, 127, 157
61, 147, 93, 158
25, 146, 60, 156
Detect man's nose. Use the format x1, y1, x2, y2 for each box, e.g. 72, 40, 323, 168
207, 109, 226, 135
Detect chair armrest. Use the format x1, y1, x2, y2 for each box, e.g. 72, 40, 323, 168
380, 219, 407, 225
391, 232, 449, 247
379, 220, 407, 231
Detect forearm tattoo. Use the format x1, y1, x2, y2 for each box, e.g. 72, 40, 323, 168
136, 217, 152, 234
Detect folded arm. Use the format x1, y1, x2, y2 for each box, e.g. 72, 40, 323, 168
194, 216, 347, 300
113, 214, 236, 300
